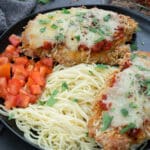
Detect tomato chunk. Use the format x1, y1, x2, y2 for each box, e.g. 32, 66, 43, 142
0, 63, 11, 78
14, 57, 29, 66
0, 56, 9, 65
39, 66, 52, 77
12, 64, 29, 78
4, 45, 19, 59
30, 71, 45, 86
7, 78, 22, 95
16, 92, 30, 108
0, 77, 7, 98
30, 84, 42, 95
43, 41, 53, 50
5, 94, 17, 109
40, 57, 53, 68
9, 34, 21, 47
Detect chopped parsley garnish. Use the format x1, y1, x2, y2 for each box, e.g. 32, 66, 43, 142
101, 112, 113, 131
94, 37, 105, 43
141, 79, 150, 96
51, 24, 58, 29
72, 98, 78, 103
130, 43, 138, 51
135, 65, 150, 71
75, 12, 85, 22
103, 14, 111, 22
120, 108, 128, 117
55, 33, 64, 41
46, 89, 59, 106
48, 14, 53, 19
88, 70, 94, 75
75, 35, 80, 41
40, 27, 46, 33
56, 20, 63, 23
37, 100, 45, 105
85, 132, 89, 137
96, 64, 108, 69
38, 19, 49, 25
120, 123, 136, 134
61, 81, 68, 91
62, 8, 70, 14
129, 102, 138, 109
130, 53, 137, 60
89, 27, 97, 33
8, 113, 14, 120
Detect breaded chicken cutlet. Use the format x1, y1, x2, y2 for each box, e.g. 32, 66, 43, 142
22, 7, 137, 66
88, 51, 150, 150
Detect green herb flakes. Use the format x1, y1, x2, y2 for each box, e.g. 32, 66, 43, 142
130, 43, 138, 51
55, 33, 64, 41
40, 27, 46, 33
75, 35, 80, 41
37, 100, 45, 105
135, 65, 150, 71
8, 113, 14, 120
96, 64, 108, 70
51, 24, 58, 29
61, 81, 68, 91
130, 53, 137, 60
101, 112, 113, 131
72, 98, 78, 103
62, 8, 70, 14
88, 70, 94, 75
46, 89, 59, 107
103, 14, 111, 22
120, 123, 136, 134
129, 102, 138, 109
46, 97, 57, 106
120, 108, 128, 117
94, 37, 105, 43
38, 19, 49, 25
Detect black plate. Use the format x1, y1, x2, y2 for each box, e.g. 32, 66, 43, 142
0, 4, 150, 150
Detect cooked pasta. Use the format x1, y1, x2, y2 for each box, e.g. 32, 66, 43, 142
0, 64, 118, 150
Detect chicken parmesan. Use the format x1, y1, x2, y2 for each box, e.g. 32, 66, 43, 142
22, 7, 137, 66
88, 51, 150, 150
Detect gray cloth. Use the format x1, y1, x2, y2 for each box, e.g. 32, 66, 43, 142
0, 0, 36, 34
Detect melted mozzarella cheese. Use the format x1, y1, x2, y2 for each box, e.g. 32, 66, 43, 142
104, 56, 150, 128
24, 7, 120, 50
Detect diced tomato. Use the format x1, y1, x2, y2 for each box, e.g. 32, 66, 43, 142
33, 61, 42, 72
16, 92, 30, 108
91, 40, 105, 52
14, 57, 29, 66
19, 89, 37, 104
122, 61, 132, 70
98, 100, 108, 111
5, 45, 16, 53
78, 44, 89, 51
4, 45, 19, 59
0, 56, 9, 65
43, 41, 53, 50
9, 34, 21, 47
12, 75, 25, 87
27, 77, 35, 87
12, 64, 29, 78
104, 41, 112, 51
0, 63, 11, 78
30, 71, 45, 86
39, 66, 52, 77
30, 84, 42, 95
40, 57, 53, 68
0, 77, 7, 98
7, 78, 22, 95
5, 94, 17, 109
101, 94, 107, 100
